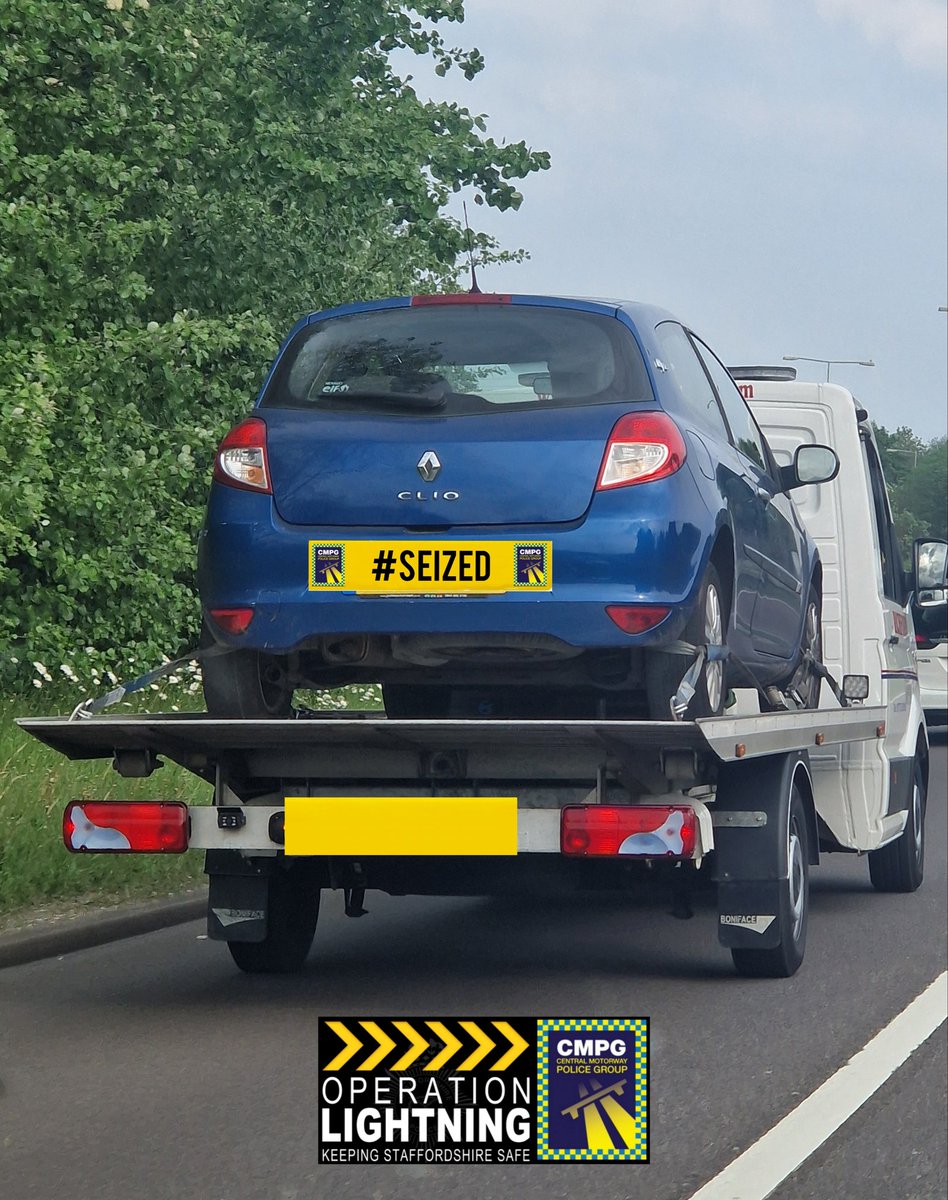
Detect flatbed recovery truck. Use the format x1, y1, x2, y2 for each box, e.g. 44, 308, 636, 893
16, 373, 946, 978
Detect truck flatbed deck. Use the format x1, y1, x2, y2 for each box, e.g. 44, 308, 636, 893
17, 705, 886, 780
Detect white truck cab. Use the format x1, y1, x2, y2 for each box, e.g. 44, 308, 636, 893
738, 370, 941, 870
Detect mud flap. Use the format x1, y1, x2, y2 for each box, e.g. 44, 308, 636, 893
205, 850, 273, 943
712, 751, 813, 951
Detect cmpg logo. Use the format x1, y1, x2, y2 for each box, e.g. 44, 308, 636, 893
537, 1019, 649, 1162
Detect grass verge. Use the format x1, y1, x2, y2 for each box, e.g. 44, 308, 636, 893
0, 682, 381, 921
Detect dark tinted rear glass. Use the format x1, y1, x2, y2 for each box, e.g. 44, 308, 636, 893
261, 304, 653, 414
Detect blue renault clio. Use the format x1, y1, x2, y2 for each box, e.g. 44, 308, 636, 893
198, 293, 835, 719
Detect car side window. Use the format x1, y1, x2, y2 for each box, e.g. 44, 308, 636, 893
691, 336, 771, 473
653, 322, 730, 439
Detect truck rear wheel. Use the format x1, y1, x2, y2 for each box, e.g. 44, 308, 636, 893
731, 781, 810, 979
868, 758, 925, 893
227, 871, 320, 974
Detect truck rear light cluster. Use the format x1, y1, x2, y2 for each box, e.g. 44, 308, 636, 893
605, 604, 671, 633
596, 412, 686, 490
63, 802, 189, 853
213, 417, 272, 493
561, 805, 698, 858
915, 632, 935, 650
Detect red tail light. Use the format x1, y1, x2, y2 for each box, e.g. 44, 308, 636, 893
213, 417, 271, 493
915, 632, 935, 650
209, 607, 255, 635
561, 805, 698, 858
596, 412, 686, 490
63, 802, 188, 853
606, 605, 671, 633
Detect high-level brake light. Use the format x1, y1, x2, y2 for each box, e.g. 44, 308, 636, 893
561, 805, 698, 858
63, 802, 189, 853
596, 412, 687, 490
411, 293, 512, 305
213, 417, 272, 493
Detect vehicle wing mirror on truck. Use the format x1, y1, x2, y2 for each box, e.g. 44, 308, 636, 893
912, 538, 948, 641
780, 444, 840, 491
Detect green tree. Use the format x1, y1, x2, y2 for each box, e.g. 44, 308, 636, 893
0, 0, 549, 688
875, 424, 948, 551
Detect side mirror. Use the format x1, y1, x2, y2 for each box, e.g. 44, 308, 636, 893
780, 444, 840, 492
912, 538, 948, 641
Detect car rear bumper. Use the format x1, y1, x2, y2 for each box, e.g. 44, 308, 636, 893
198, 479, 716, 653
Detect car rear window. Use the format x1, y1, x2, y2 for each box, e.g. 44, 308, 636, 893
260, 304, 653, 415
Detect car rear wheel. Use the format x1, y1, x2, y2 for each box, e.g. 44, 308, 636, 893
787, 584, 823, 710
201, 624, 293, 718
646, 564, 727, 720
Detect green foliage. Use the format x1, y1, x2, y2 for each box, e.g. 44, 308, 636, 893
0, 0, 549, 689
875, 425, 948, 551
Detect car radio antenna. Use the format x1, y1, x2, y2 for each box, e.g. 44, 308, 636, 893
463, 201, 482, 294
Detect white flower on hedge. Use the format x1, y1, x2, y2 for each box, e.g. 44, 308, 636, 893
105, 0, 123, 10
60, 664, 78, 681
33, 679, 43, 688
146, 320, 160, 332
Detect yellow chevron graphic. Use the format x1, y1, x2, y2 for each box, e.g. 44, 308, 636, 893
425, 1021, 463, 1071
358, 1021, 396, 1071
457, 1021, 495, 1071
324, 1020, 362, 1071
491, 1021, 529, 1071
391, 1021, 429, 1071
324, 1018, 530, 1073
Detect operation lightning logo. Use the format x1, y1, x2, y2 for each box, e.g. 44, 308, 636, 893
317, 1016, 649, 1165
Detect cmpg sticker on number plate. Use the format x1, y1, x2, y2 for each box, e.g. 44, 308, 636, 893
308, 541, 552, 594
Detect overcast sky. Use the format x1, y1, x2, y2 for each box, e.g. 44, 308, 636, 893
398, 0, 948, 440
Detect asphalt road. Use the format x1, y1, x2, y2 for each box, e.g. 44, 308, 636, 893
2, 739, 945, 1200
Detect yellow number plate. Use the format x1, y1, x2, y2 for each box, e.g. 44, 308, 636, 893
284, 796, 518, 856
308, 540, 552, 594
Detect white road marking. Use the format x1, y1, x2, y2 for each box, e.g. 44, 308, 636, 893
687, 971, 948, 1200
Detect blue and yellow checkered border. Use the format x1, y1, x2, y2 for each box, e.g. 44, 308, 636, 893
512, 542, 550, 589
536, 1018, 649, 1163
308, 542, 346, 590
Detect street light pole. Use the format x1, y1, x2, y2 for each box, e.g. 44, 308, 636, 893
782, 356, 875, 382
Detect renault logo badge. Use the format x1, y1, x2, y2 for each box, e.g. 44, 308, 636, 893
417, 451, 441, 482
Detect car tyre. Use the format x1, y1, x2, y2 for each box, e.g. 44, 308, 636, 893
731, 781, 809, 978
788, 584, 823, 710
201, 622, 293, 718
227, 871, 320, 974
868, 757, 926, 892
646, 563, 727, 720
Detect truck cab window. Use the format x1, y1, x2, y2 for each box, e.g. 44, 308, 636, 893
862, 435, 903, 602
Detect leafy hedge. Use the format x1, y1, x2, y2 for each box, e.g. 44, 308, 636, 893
0, 315, 278, 688
0, 0, 549, 692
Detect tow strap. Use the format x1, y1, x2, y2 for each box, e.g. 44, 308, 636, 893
68, 645, 221, 721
